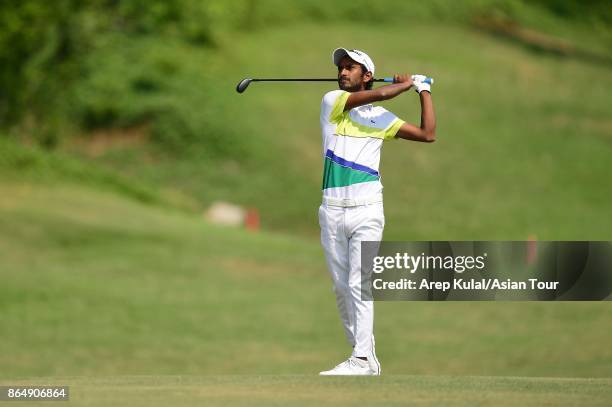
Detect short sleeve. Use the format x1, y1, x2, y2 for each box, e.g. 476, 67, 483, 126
321, 90, 350, 124
384, 117, 405, 140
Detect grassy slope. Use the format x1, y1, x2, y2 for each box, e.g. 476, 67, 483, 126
75, 22, 612, 240
1, 180, 610, 381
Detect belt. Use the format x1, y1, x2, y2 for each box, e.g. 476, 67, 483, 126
322, 194, 383, 207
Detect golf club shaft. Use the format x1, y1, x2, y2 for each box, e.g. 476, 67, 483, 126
236, 76, 434, 93
250, 77, 433, 84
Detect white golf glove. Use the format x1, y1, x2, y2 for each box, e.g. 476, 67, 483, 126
411, 74, 431, 94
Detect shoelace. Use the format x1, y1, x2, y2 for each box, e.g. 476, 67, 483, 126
343, 358, 362, 369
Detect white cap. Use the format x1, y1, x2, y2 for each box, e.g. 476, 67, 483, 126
332, 48, 375, 76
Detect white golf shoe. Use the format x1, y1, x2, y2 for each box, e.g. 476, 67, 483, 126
319, 357, 376, 376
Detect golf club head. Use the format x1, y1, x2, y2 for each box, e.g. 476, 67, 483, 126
236, 78, 252, 93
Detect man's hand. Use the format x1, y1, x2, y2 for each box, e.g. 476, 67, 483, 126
393, 74, 414, 89
411, 74, 431, 94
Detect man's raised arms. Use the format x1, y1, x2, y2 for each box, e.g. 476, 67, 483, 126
344, 74, 414, 111
344, 74, 436, 143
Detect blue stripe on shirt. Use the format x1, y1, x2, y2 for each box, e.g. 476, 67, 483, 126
325, 149, 380, 178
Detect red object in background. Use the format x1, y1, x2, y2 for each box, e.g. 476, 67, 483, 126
527, 235, 538, 265
245, 208, 260, 231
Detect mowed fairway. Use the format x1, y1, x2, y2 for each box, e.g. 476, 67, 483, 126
5, 375, 612, 406
0, 182, 610, 405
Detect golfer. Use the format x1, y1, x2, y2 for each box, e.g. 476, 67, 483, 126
318, 48, 436, 376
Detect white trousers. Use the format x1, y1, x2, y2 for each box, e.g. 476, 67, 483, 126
318, 199, 384, 359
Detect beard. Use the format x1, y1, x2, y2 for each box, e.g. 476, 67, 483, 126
338, 78, 361, 92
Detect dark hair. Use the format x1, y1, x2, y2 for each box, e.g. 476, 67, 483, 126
359, 63, 374, 90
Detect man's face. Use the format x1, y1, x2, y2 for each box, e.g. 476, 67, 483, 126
337, 55, 371, 92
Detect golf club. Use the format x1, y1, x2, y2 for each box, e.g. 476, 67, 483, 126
236, 76, 434, 93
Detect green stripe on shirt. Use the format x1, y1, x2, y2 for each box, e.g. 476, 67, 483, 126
322, 157, 380, 189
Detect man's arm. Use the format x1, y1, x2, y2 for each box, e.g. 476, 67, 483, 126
395, 91, 436, 143
344, 74, 414, 111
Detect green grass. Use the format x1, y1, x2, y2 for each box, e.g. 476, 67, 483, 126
5, 375, 612, 406
1, 181, 610, 380
0, 137, 198, 212
67, 22, 612, 240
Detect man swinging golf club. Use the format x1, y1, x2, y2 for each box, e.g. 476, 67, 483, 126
318, 48, 436, 376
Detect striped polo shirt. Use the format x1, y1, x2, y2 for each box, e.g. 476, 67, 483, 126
320, 90, 404, 199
